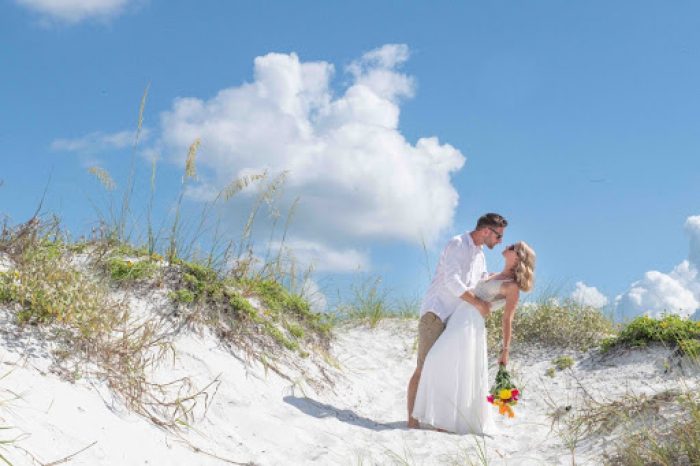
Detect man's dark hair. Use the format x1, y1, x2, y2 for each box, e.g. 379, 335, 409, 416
475, 213, 508, 230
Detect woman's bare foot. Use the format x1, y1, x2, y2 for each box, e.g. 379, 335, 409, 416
407, 418, 420, 429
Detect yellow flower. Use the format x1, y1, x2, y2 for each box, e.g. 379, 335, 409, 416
126, 261, 133, 267
499, 389, 512, 400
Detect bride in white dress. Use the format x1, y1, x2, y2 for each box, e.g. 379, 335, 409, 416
412, 241, 536, 435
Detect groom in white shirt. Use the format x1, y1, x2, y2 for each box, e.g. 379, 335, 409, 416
407, 213, 507, 429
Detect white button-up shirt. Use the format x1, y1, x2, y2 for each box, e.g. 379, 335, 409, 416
420, 232, 488, 322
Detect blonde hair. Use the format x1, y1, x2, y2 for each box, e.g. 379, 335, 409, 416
513, 241, 536, 292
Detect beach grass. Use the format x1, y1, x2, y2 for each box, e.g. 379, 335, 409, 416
331, 276, 419, 328
485, 298, 616, 352
600, 314, 700, 357
0, 221, 221, 430
607, 391, 700, 465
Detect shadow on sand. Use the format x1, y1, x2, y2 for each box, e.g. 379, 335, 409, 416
283, 396, 407, 431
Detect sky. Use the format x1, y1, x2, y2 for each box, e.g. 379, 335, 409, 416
2, 1, 700, 319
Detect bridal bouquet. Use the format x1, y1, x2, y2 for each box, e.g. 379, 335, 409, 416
486, 364, 520, 418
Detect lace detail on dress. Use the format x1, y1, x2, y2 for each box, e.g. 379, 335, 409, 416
473, 279, 510, 309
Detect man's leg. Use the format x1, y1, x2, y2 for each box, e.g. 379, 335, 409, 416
407, 312, 445, 428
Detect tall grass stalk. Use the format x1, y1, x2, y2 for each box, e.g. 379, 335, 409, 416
235, 171, 287, 276
118, 83, 150, 242
167, 138, 200, 263
200, 172, 267, 269
147, 157, 157, 254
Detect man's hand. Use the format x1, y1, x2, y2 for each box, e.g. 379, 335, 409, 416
475, 300, 492, 319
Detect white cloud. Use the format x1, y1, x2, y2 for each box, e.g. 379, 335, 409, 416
15, 0, 134, 23
51, 129, 147, 154
156, 45, 465, 249
347, 44, 415, 102
299, 278, 327, 313
686, 215, 700, 268
615, 215, 700, 320
570, 282, 608, 308
274, 239, 369, 273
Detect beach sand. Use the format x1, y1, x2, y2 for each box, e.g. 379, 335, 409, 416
0, 277, 697, 465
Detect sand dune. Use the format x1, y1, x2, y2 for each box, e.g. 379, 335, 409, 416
1, 293, 697, 466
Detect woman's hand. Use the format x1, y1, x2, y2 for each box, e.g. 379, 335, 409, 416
475, 300, 492, 319
498, 348, 509, 366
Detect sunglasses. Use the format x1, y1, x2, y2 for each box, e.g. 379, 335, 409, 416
506, 244, 516, 251
488, 227, 503, 240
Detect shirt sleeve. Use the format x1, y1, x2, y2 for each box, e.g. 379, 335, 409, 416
442, 238, 477, 298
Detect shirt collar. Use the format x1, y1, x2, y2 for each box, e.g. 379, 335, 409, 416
464, 232, 482, 251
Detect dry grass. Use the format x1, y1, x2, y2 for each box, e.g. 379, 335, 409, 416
0, 219, 219, 430
543, 371, 699, 466
486, 298, 616, 352
606, 392, 700, 465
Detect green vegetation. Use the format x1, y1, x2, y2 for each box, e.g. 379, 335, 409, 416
0, 222, 216, 430
601, 314, 700, 357
486, 299, 615, 352
0, 234, 116, 335
169, 288, 195, 304
552, 355, 575, 371
333, 276, 419, 328
106, 257, 158, 282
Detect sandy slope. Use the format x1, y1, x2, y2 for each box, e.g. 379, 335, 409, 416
0, 297, 697, 465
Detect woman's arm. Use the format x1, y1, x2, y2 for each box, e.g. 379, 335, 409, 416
499, 284, 520, 365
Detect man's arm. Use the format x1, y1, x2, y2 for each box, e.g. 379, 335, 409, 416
440, 239, 491, 317
460, 290, 492, 318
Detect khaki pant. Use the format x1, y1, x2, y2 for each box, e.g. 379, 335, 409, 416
416, 312, 446, 369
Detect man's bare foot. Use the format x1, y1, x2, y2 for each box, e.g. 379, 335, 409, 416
407, 418, 419, 429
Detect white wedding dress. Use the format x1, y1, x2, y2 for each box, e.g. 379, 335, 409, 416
412, 279, 508, 435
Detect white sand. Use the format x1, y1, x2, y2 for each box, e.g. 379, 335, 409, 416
0, 288, 697, 465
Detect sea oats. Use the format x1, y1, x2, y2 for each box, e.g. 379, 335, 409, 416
88, 166, 116, 191
135, 82, 150, 146
221, 172, 266, 201
185, 138, 200, 180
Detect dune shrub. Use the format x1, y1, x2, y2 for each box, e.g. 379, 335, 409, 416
107, 257, 158, 282
601, 314, 700, 356
486, 299, 615, 351
0, 238, 116, 334
553, 355, 575, 370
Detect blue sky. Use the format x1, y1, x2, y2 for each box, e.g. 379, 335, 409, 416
2, 1, 700, 318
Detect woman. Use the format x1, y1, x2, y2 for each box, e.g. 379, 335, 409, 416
411, 241, 536, 435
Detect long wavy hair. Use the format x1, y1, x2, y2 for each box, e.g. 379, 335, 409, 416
513, 241, 536, 292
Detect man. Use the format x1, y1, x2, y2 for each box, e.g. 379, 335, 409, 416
406, 212, 507, 429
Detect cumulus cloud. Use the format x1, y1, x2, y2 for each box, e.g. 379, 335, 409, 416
15, 0, 134, 23
51, 129, 147, 154
273, 239, 369, 273
615, 215, 700, 320
570, 282, 609, 308
156, 44, 465, 250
